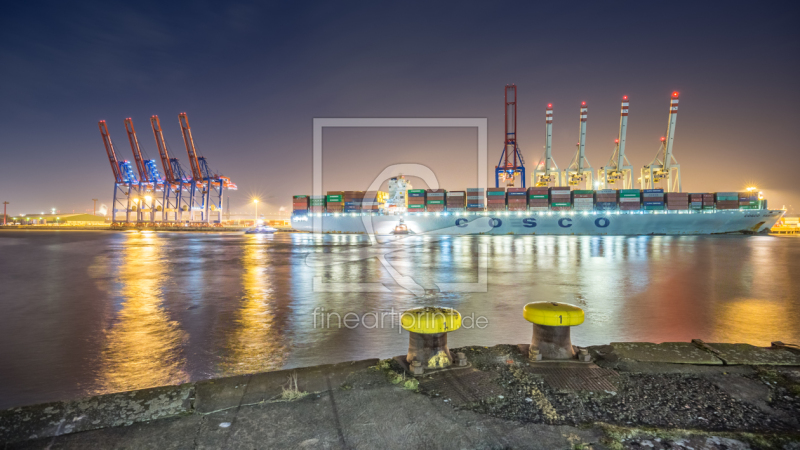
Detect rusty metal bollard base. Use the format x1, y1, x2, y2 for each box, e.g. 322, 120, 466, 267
517, 344, 593, 364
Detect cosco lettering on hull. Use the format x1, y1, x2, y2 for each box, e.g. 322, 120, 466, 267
456, 217, 612, 229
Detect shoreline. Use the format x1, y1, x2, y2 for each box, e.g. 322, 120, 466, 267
0, 226, 296, 233
2, 340, 799, 449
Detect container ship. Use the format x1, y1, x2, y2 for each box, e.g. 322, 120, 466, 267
290, 88, 784, 236
290, 184, 783, 236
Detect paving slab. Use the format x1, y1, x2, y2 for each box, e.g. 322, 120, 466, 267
610, 342, 723, 365
15, 382, 605, 450
193, 358, 378, 413
706, 343, 800, 366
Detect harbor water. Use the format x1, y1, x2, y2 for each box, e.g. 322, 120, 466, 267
0, 231, 798, 409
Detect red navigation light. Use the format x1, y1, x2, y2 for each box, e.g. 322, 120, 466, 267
623, 96, 628, 100
661, 137, 666, 142
581, 101, 586, 106
615, 139, 619, 143
672, 91, 679, 97
547, 103, 552, 108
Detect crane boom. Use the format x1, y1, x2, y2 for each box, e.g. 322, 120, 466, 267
663, 92, 679, 170
124, 118, 148, 181
150, 115, 176, 183
505, 85, 517, 171
495, 84, 526, 187
99, 120, 124, 183
577, 102, 588, 171
616, 96, 629, 168
532, 103, 560, 186
545, 105, 554, 169
179, 112, 203, 182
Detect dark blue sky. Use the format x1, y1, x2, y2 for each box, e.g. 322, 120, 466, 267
1, 1, 798, 215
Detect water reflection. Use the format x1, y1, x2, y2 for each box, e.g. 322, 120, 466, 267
95, 233, 189, 394
218, 235, 288, 375
3, 231, 799, 410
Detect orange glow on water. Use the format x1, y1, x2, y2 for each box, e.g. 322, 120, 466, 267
95, 233, 189, 394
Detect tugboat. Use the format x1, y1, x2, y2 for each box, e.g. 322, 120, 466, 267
245, 225, 278, 234
392, 218, 409, 235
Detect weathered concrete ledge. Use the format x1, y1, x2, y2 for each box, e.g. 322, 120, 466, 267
0, 359, 376, 445
1, 342, 799, 449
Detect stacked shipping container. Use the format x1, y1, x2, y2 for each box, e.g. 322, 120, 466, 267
619, 189, 641, 211
309, 195, 325, 213
572, 190, 594, 211
738, 192, 759, 209
343, 191, 364, 213
467, 188, 485, 212
595, 189, 618, 211
362, 191, 381, 212
642, 189, 665, 210
528, 187, 549, 211
446, 191, 465, 211
407, 189, 426, 211
294, 189, 764, 215
507, 187, 527, 211
326, 191, 344, 213
665, 192, 689, 210
715, 192, 738, 210
550, 187, 571, 211
426, 189, 446, 212
486, 187, 506, 211
292, 195, 309, 215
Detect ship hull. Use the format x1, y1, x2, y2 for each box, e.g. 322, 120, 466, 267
291, 210, 784, 235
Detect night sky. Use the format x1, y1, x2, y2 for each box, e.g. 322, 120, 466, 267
1, 1, 799, 216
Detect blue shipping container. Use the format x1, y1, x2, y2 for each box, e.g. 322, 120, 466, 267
408, 193, 425, 197
643, 189, 664, 193
467, 204, 485, 208
643, 201, 665, 206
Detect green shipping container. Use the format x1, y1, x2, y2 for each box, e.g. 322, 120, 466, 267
426, 200, 444, 204
293, 195, 309, 199
551, 202, 571, 207
326, 195, 343, 201
573, 190, 593, 194
408, 189, 426, 194
529, 194, 549, 199
643, 205, 665, 210
620, 189, 640, 194
487, 191, 506, 196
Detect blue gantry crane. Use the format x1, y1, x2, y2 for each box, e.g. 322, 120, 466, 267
179, 112, 236, 224
151, 115, 194, 223
125, 118, 165, 224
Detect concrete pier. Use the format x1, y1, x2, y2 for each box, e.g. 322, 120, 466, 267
1, 341, 799, 449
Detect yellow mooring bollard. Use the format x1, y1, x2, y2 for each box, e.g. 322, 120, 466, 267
401, 307, 462, 372
523, 302, 585, 360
